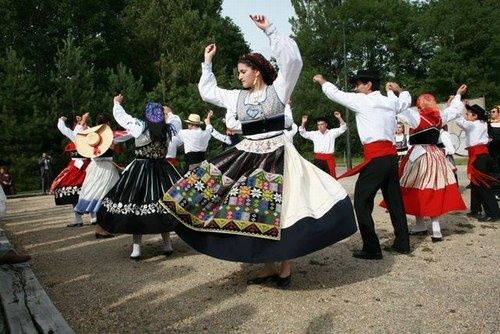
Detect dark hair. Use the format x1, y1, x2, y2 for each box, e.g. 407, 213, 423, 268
315, 117, 328, 124
95, 113, 111, 125
357, 78, 380, 91
238, 53, 277, 85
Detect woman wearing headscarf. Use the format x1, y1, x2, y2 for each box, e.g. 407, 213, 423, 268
386, 85, 468, 241
98, 95, 181, 259
161, 15, 356, 288
51, 114, 91, 226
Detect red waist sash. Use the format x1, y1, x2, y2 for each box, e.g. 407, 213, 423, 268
338, 141, 397, 179
314, 153, 336, 178
467, 144, 496, 187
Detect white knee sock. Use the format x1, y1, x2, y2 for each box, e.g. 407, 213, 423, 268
90, 212, 97, 223
130, 234, 142, 258
431, 218, 442, 238
161, 232, 173, 252
73, 213, 83, 225
411, 216, 426, 232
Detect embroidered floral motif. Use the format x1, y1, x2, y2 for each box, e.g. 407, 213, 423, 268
162, 162, 283, 240
54, 186, 80, 198
134, 141, 167, 159
235, 135, 285, 153
102, 197, 168, 215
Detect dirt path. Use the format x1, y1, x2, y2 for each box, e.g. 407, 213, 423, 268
1, 166, 499, 333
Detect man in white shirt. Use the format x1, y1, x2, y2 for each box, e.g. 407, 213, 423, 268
313, 69, 411, 259
175, 114, 212, 171
299, 111, 346, 178
164, 105, 182, 167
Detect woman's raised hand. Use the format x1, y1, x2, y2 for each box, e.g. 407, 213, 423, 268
456, 84, 467, 96
249, 15, 270, 31
204, 44, 217, 64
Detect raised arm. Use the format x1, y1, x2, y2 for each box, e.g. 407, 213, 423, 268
313, 75, 363, 113
198, 44, 240, 110
251, 15, 302, 104
298, 115, 312, 139
386, 82, 412, 114
441, 84, 467, 123
112, 94, 145, 138
57, 117, 76, 141
332, 111, 347, 136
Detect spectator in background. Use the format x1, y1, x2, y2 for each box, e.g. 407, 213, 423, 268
0, 166, 16, 195
487, 105, 500, 200
38, 152, 52, 194
394, 122, 409, 161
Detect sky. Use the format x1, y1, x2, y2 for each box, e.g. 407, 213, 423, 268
221, 0, 296, 57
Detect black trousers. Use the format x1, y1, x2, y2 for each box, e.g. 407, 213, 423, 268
354, 156, 409, 253
41, 170, 51, 193
470, 154, 500, 218
313, 159, 329, 175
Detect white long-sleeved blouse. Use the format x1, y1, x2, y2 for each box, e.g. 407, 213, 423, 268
198, 23, 303, 140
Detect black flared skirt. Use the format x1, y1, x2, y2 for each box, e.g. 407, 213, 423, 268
98, 158, 181, 234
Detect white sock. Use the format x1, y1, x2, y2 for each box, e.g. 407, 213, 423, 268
130, 235, 142, 258
161, 232, 173, 252
90, 212, 97, 223
431, 220, 442, 238
410, 216, 426, 232
72, 213, 83, 225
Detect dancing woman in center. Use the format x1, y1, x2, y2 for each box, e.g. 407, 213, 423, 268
161, 15, 356, 288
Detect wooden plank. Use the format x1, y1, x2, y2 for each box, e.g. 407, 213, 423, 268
0, 228, 74, 333
0, 264, 38, 334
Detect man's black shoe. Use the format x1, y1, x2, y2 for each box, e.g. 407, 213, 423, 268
383, 245, 410, 254
352, 250, 383, 260
466, 212, 483, 219
478, 216, 499, 223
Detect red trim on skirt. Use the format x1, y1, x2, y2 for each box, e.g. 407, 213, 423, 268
50, 159, 90, 192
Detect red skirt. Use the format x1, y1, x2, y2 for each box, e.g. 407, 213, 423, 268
51, 158, 90, 205
382, 145, 465, 216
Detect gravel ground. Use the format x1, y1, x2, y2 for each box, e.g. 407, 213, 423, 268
1, 166, 499, 333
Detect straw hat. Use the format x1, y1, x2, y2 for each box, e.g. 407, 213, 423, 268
75, 124, 113, 158
184, 114, 203, 125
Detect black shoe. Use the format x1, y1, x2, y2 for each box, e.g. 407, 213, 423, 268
275, 274, 291, 289
246, 274, 278, 285
67, 222, 83, 227
130, 255, 141, 261
352, 250, 383, 260
431, 236, 443, 242
90, 221, 97, 226
466, 212, 483, 219
478, 216, 499, 223
95, 233, 115, 239
163, 250, 173, 257
383, 245, 410, 254
408, 230, 427, 236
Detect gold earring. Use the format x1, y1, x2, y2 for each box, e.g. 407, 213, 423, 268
253, 76, 258, 86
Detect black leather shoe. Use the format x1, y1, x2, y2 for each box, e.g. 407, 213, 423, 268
408, 230, 427, 236
247, 274, 278, 285
352, 250, 383, 260
67, 222, 83, 227
478, 216, 499, 223
431, 236, 443, 242
383, 245, 410, 254
130, 255, 141, 261
95, 232, 115, 239
163, 250, 173, 257
275, 274, 291, 289
466, 212, 483, 219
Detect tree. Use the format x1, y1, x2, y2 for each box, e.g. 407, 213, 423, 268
0, 48, 41, 190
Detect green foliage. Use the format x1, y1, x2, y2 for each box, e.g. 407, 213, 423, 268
0, 0, 498, 191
